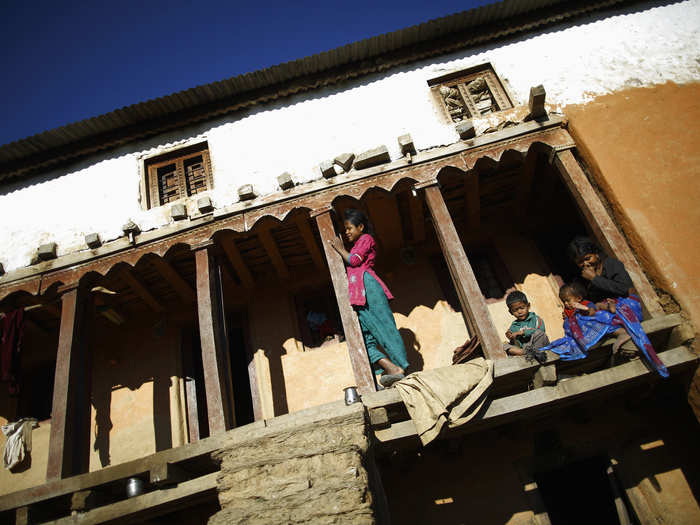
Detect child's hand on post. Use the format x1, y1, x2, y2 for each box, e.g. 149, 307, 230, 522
328, 237, 344, 252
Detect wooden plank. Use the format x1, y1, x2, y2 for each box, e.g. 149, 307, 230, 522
118, 267, 165, 313
46, 285, 92, 481
195, 247, 234, 435
219, 236, 255, 289
422, 184, 507, 360
149, 257, 195, 304
553, 149, 663, 317
408, 192, 426, 243
294, 215, 325, 271
149, 462, 187, 486
258, 227, 289, 279
313, 208, 375, 394
49, 472, 218, 525
363, 313, 682, 414
463, 172, 480, 230
374, 346, 697, 444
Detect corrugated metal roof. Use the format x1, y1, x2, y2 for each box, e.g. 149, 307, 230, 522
0, 0, 624, 180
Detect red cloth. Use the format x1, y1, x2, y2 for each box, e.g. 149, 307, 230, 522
1, 308, 24, 395
346, 234, 393, 306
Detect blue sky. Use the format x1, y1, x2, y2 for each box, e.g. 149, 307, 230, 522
0, 0, 495, 146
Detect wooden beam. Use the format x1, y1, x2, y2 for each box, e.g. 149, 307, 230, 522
46, 285, 92, 481
553, 149, 663, 317
149, 257, 195, 304
195, 246, 234, 434
408, 192, 426, 243
313, 207, 375, 394
374, 346, 697, 444
294, 215, 325, 271
422, 183, 507, 360
258, 227, 289, 279
464, 172, 480, 230
118, 267, 165, 313
219, 236, 255, 289
50, 472, 218, 525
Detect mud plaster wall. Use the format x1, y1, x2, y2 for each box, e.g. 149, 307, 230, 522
564, 82, 700, 329
379, 390, 700, 524
87, 317, 187, 471
1, 1, 698, 274
250, 256, 468, 418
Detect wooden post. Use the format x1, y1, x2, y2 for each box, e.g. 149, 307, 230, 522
194, 244, 234, 434
553, 149, 663, 317
420, 181, 507, 360
312, 207, 376, 394
46, 283, 92, 481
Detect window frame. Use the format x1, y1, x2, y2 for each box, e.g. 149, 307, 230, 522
428, 63, 515, 124
143, 142, 214, 209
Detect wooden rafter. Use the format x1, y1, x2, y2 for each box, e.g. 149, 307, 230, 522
258, 228, 289, 279
219, 236, 254, 289
294, 215, 325, 271
149, 256, 195, 304
118, 267, 165, 313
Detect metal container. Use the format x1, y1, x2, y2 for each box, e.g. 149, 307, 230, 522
126, 477, 145, 498
344, 386, 361, 405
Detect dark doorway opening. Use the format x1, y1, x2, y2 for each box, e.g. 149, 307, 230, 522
535, 456, 635, 525
227, 314, 255, 427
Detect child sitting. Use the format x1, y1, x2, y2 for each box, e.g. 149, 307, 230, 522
503, 291, 549, 357
540, 281, 669, 377
559, 282, 597, 318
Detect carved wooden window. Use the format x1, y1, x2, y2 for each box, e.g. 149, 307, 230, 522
145, 143, 213, 208
429, 64, 513, 123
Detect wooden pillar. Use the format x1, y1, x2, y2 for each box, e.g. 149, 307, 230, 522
419, 181, 507, 360
46, 283, 92, 481
312, 207, 376, 394
194, 243, 234, 435
553, 148, 663, 317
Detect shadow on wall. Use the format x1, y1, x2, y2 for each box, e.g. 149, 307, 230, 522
91, 314, 178, 469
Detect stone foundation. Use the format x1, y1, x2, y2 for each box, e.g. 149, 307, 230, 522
208, 402, 385, 524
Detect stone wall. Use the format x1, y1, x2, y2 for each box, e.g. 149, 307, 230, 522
209, 402, 386, 524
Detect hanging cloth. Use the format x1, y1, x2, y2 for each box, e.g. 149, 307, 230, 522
1, 418, 38, 470
0, 308, 24, 395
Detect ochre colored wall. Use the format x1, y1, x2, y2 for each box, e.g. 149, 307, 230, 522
88, 317, 187, 471
250, 256, 470, 418
565, 82, 700, 330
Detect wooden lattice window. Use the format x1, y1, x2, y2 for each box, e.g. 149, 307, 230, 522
428, 64, 513, 123
145, 143, 213, 208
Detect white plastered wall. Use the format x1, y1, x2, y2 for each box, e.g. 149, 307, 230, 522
0, 0, 698, 272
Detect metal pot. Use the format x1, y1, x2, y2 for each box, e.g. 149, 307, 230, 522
344, 386, 361, 405
126, 477, 145, 498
